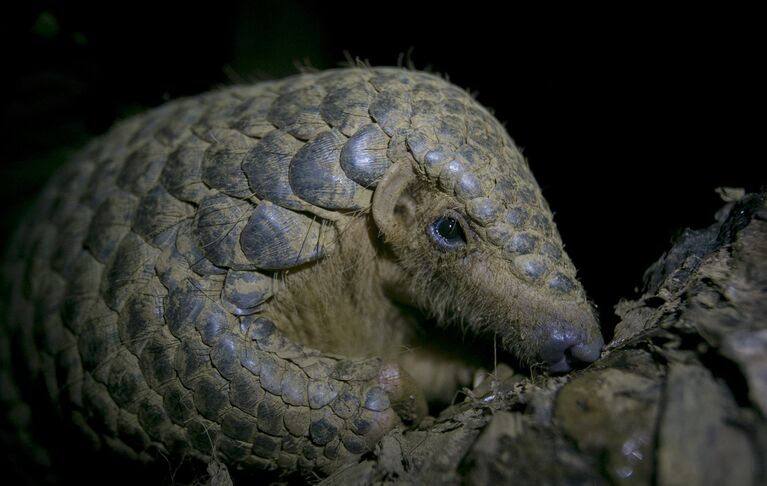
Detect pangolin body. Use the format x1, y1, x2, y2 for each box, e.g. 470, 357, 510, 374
0, 67, 603, 477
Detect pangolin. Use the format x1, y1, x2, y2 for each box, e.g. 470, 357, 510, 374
0, 66, 603, 478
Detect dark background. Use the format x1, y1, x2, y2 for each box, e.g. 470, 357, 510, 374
0, 2, 763, 339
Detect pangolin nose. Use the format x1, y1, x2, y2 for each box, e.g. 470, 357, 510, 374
539, 324, 604, 373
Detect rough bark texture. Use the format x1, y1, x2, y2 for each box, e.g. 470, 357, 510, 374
324, 188, 767, 486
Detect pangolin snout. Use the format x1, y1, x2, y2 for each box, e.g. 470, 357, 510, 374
538, 320, 604, 373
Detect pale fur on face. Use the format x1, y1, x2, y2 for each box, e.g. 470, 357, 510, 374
375, 179, 599, 367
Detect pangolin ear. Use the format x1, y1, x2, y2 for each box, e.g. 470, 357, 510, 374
372, 161, 418, 237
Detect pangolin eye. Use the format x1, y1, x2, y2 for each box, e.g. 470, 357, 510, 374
428, 215, 467, 250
